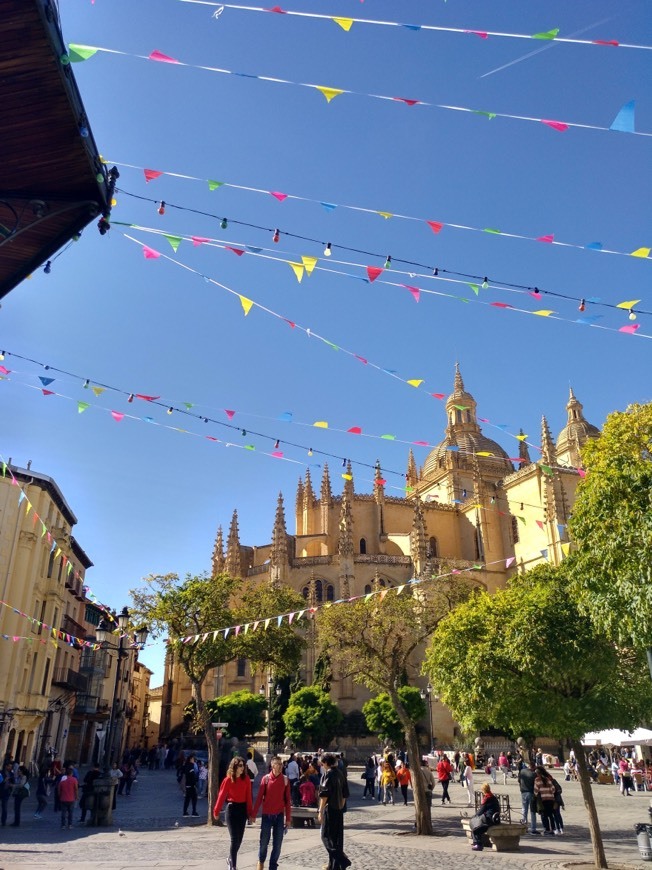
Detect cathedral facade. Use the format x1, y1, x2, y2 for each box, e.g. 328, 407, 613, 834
162, 368, 599, 746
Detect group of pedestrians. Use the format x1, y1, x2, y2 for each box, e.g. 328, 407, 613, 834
518, 760, 565, 835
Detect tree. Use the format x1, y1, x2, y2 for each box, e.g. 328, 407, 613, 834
566, 403, 652, 660
200, 690, 267, 740
316, 574, 475, 834
362, 688, 425, 746
233, 583, 306, 678
283, 686, 342, 749
130, 572, 238, 824
424, 564, 652, 869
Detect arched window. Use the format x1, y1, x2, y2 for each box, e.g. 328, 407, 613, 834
236, 657, 246, 678
47, 550, 55, 578
302, 586, 310, 600
364, 584, 372, 595
428, 536, 438, 558
315, 579, 323, 602
511, 516, 520, 545
359, 538, 367, 554
326, 584, 335, 602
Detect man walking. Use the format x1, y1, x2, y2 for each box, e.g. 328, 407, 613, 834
518, 760, 540, 835
251, 756, 291, 870
58, 766, 78, 830
181, 754, 199, 817
286, 753, 300, 807
318, 753, 350, 870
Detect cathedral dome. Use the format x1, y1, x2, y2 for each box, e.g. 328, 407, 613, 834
556, 387, 599, 461
422, 432, 511, 477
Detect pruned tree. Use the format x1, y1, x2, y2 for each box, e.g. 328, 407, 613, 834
316, 574, 475, 834
233, 583, 306, 678
283, 686, 342, 749
424, 564, 652, 869
362, 688, 425, 746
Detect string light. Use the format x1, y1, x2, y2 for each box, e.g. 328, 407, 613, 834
342, 458, 347, 467
127, 394, 134, 403
433, 267, 439, 277
220, 217, 228, 230
578, 299, 586, 312
241, 429, 247, 437
272, 228, 280, 243
72, 230, 82, 241
43, 261, 52, 274
308, 447, 313, 457
324, 242, 332, 257
79, 123, 89, 138
158, 201, 166, 216
482, 277, 489, 289
384, 255, 392, 269
629, 309, 637, 321
167, 407, 173, 415
274, 439, 280, 449
83, 379, 90, 389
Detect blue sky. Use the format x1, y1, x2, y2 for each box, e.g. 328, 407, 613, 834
2, 0, 650, 682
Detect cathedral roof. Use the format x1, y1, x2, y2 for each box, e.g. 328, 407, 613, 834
556, 387, 600, 457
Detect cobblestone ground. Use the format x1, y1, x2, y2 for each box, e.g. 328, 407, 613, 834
0, 766, 649, 869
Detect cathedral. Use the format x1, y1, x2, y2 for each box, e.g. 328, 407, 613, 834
162, 367, 599, 745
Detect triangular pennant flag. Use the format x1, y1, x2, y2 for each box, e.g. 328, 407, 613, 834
366, 266, 383, 282
92, 386, 105, 397
536, 520, 544, 530
342, 473, 353, 481
67, 44, 98, 62
239, 296, 254, 316
143, 245, 161, 259
616, 299, 640, 310
619, 324, 640, 334
630, 248, 650, 258
208, 180, 223, 191
41, 389, 55, 396
407, 379, 423, 388
192, 236, 209, 246
39, 377, 55, 387
537, 234, 555, 243
224, 409, 236, 419
78, 401, 90, 414
144, 168, 163, 183
149, 50, 180, 64
394, 97, 420, 107
264, 618, 271, 630
468, 283, 480, 296
315, 86, 344, 103
396, 585, 406, 596
541, 119, 569, 132
234, 625, 241, 636
288, 262, 304, 283
333, 17, 353, 31
561, 542, 571, 557
288, 612, 295, 625
610, 100, 635, 133
277, 615, 283, 627
427, 220, 444, 234
533, 309, 555, 317
313, 421, 328, 428
25, 502, 32, 516
111, 411, 125, 422
377, 211, 393, 220
532, 28, 559, 40
164, 235, 182, 253
270, 191, 288, 202
301, 255, 318, 274
557, 524, 566, 536
540, 548, 549, 559
403, 285, 420, 303
540, 464, 553, 475
225, 246, 245, 256
379, 590, 388, 601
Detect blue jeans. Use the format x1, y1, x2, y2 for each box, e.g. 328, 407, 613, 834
258, 812, 285, 870
521, 791, 537, 832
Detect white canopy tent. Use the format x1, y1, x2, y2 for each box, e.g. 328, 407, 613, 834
582, 728, 652, 747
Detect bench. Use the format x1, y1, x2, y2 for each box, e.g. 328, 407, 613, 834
461, 818, 526, 852
290, 807, 318, 828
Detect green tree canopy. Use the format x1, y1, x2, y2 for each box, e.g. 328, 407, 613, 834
566, 402, 652, 648
424, 563, 652, 868
283, 686, 342, 749
203, 690, 267, 740
362, 687, 426, 745
233, 583, 306, 677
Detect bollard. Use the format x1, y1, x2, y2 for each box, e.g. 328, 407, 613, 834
635, 823, 652, 861
89, 776, 118, 827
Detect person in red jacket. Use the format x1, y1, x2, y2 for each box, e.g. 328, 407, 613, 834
213, 756, 254, 870
251, 756, 291, 870
437, 754, 453, 805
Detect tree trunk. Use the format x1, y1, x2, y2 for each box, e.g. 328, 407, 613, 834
387, 686, 432, 835
191, 679, 220, 826
570, 737, 607, 869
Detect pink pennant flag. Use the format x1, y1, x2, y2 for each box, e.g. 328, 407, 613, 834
593, 40, 619, 46
355, 355, 368, 364
0, 365, 11, 374
206, 436, 218, 442
403, 285, 420, 303
465, 30, 488, 38
149, 50, 180, 64
537, 234, 555, 243
143, 245, 161, 259
224, 409, 236, 419
505, 556, 515, 568
144, 168, 163, 183
347, 426, 362, 434
266, 5, 286, 11
269, 191, 288, 202
226, 246, 245, 256
427, 220, 444, 234
577, 468, 587, 478
541, 119, 569, 132
111, 411, 125, 422
393, 97, 420, 107
366, 266, 383, 282
529, 290, 543, 299
536, 520, 544, 530
192, 236, 209, 246
135, 394, 160, 402
284, 319, 296, 329
412, 440, 429, 446
41, 389, 55, 396
272, 451, 284, 458
491, 302, 513, 309
619, 324, 640, 334
431, 393, 445, 399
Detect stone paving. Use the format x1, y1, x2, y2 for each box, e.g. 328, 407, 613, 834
0, 765, 650, 869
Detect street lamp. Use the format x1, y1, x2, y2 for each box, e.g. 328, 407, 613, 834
259, 677, 282, 757
95, 607, 148, 771
420, 682, 435, 754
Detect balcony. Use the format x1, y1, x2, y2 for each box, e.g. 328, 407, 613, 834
52, 667, 88, 693
62, 614, 86, 639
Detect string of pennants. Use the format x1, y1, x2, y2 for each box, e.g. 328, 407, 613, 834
108, 161, 652, 263
0, 597, 100, 651
169, 542, 574, 646
65, 44, 649, 138
177, 2, 652, 52
119, 224, 649, 332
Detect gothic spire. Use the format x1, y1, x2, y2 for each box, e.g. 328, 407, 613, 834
410, 497, 427, 571
304, 468, 315, 507
343, 460, 354, 499
270, 492, 289, 566
211, 525, 226, 576
373, 460, 385, 499
338, 486, 354, 557
540, 416, 557, 466
225, 509, 242, 578
406, 448, 418, 489
518, 429, 531, 464
295, 476, 304, 516
454, 361, 465, 394
320, 463, 332, 505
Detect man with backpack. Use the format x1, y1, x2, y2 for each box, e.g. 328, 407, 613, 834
251, 756, 291, 870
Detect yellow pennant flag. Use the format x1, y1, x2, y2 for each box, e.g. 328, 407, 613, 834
616, 299, 640, 310
561, 542, 571, 557
407, 379, 424, 388
239, 295, 254, 316
301, 255, 318, 275
532, 309, 554, 317
342, 473, 352, 481
630, 248, 650, 258
333, 17, 353, 31
476, 451, 493, 457
25, 502, 31, 516
315, 85, 344, 103
516, 433, 529, 441
92, 386, 105, 397
288, 262, 304, 283
377, 211, 393, 220
313, 421, 328, 428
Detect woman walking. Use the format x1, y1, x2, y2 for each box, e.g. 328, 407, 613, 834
362, 756, 376, 800
10, 765, 30, 827
213, 756, 253, 870
534, 766, 558, 834
437, 754, 453, 805
380, 761, 396, 805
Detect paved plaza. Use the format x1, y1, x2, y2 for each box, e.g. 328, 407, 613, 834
0, 765, 650, 870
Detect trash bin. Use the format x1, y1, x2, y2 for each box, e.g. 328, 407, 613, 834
89, 776, 117, 827
635, 823, 652, 861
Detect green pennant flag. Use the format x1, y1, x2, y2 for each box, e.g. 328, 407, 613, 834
78, 401, 90, 414
540, 464, 554, 476
1, 462, 6, 477
469, 283, 480, 296
532, 28, 559, 40
183, 402, 194, 410
164, 235, 182, 253
381, 434, 396, 440
208, 180, 223, 191
483, 228, 501, 234
473, 110, 496, 120
324, 341, 339, 351
68, 44, 99, 62
244, 444, 255, 451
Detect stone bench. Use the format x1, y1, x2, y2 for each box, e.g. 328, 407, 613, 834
461, 818, 526, 852
290, 807, 318, 828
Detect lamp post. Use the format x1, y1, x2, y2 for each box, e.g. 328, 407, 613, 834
420, 682, 435, 754
96, 607, 148, 771
259, 676, 282, 758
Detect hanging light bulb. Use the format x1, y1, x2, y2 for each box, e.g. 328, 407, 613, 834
324, 242, 332, 256
83, 379, 90, 389
72, 230, 82, 241
578, 299, 586, 313
43, 261, 52, 274
274, 439, 280, 449
220, 217, 228, 230
342, 458, 347, 467
241, 429, 247, 437
127, 394, 134, 403
167, 407, 173, 415
629, 309, 637, 321
158, 201, 166, 216
272, 228, 280, 243
203, 417, 209, 423
482, 277, 489, 289
79, 123, 89, 138
308, 447, 313, 457
384, 255, 392, 269
433, 267, 439, 277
